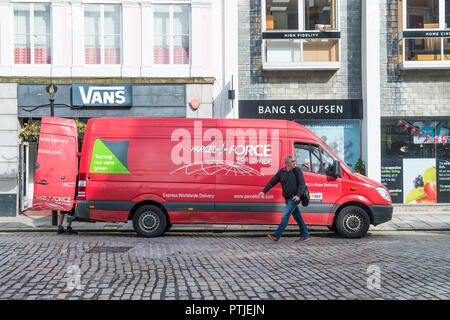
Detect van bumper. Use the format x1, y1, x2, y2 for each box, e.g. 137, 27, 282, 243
74, 200, 136, 221
368, 205, 393, 226
74, 201, 91, 220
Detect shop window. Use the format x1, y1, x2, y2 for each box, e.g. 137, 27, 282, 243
305, 0, 336, 30
445, 37, 450, 59
265, 40, 301, 63
303, 39, 339, 62
406, 0, 439, 28
446, 0, 450, 26
262, 0, 340, 70
405, 38, 442, 60
381, 118, 450, 204
153, 5, 190, 65
265, 0, 298, 30
14, 3, 51, 65
84, 5, 121, 65
399, 0, 450, 68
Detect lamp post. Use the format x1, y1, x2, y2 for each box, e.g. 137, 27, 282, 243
46, 83, 58, 226
46, 83, 57, 117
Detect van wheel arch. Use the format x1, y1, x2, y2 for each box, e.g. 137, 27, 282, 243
334, 202, 373, 225
129, 201, 169, 223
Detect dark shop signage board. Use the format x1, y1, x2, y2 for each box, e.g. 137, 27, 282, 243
72, 84, 132, 107
401, 30, 450, 38
262, 31, 341, 39
238, 100, 363, 120
381, 158, 403, 204
437, 158, 450, 203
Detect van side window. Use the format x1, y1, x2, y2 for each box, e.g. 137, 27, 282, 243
294, 143, 321, 174
294, 143, 311, 172
321, 148, 335, 173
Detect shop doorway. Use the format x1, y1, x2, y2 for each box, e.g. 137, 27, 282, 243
19, 142, 38, 212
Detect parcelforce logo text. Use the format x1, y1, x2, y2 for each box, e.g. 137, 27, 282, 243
170, 121, 280, 176
78, 86, 127, 105
34, 196, 72, 203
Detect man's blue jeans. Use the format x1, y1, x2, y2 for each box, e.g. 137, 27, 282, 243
273, 198, 310, 239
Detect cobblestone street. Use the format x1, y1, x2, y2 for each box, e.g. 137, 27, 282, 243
0, 230, 448, 300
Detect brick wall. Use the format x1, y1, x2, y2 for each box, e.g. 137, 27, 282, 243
238, 0, 362, 101
380, 0, 450, 118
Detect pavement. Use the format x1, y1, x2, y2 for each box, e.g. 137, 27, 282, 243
0, 204, 449, 233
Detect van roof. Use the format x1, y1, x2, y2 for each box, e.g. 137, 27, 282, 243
86, 117, 321, 142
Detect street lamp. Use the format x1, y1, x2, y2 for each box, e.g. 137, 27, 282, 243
46, 83, 58, 226
25, 83, 72, 226
46, 83, 57, 117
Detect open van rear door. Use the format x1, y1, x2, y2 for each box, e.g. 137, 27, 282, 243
32, 116, 78, 211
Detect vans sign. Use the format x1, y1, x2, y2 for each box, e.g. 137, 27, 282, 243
72, 84, 132, 107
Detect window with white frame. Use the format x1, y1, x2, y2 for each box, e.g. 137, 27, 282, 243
84, 4, 121, 65
262, 0, 339, 69
14, 3, 51, 64
399, 0, 450, 67
153, 5, 190, 65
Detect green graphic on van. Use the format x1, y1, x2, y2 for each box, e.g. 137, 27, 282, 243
90, 139, 130, 173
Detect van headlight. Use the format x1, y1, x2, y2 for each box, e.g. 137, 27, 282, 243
376, 187, 391, 202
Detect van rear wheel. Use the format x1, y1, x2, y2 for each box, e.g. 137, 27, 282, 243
133, 205, 167, 238
336, 206, 370, 239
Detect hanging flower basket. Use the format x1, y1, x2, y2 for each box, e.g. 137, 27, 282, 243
19, 119, 87, 144
19, 121, 41, 143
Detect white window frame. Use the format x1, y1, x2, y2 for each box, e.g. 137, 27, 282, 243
151, 3, 191, 66
83, 3, 122, 65
261, 0, 340, 70
400, 0, 450, 69
13, 2, 52, 65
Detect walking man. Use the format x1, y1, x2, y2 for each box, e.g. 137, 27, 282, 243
258, 155, 310, 242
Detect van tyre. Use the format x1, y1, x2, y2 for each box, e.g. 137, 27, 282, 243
133, 205, 167, 238
336, 206, 370, 239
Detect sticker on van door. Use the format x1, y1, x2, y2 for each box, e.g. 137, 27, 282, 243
309, 193, 323, 203
90, 139, 130, 173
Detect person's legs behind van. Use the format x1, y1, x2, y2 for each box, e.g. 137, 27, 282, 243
57, 208, 77, 235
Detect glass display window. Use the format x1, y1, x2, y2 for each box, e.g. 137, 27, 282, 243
381, 118, 450, 203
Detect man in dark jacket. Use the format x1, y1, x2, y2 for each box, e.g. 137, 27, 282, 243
258, 155, 310, 243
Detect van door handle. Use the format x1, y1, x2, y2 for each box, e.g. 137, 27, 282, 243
36, 181, 49, 185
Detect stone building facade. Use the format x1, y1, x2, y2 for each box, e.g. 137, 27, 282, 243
237, 0, 450, 204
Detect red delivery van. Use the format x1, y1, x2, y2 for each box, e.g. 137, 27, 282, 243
33, 116, 393, 238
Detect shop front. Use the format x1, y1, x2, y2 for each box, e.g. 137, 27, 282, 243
238, 99, 363, 170
381, 117, 450, 204
15, 81, 213, 214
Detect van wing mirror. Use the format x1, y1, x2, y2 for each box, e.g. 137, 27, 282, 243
326, 160, 342, 178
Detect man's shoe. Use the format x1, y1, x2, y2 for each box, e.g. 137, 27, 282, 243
295, 236, 311, 243
267, 234, 279, 242
57, 226, 66, 234
66, 227, 78, 235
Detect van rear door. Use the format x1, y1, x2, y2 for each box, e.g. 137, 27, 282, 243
32, 116, 78, 211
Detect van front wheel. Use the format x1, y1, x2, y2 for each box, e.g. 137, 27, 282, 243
133, 205, 167, 238
336, 206, 370, 239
